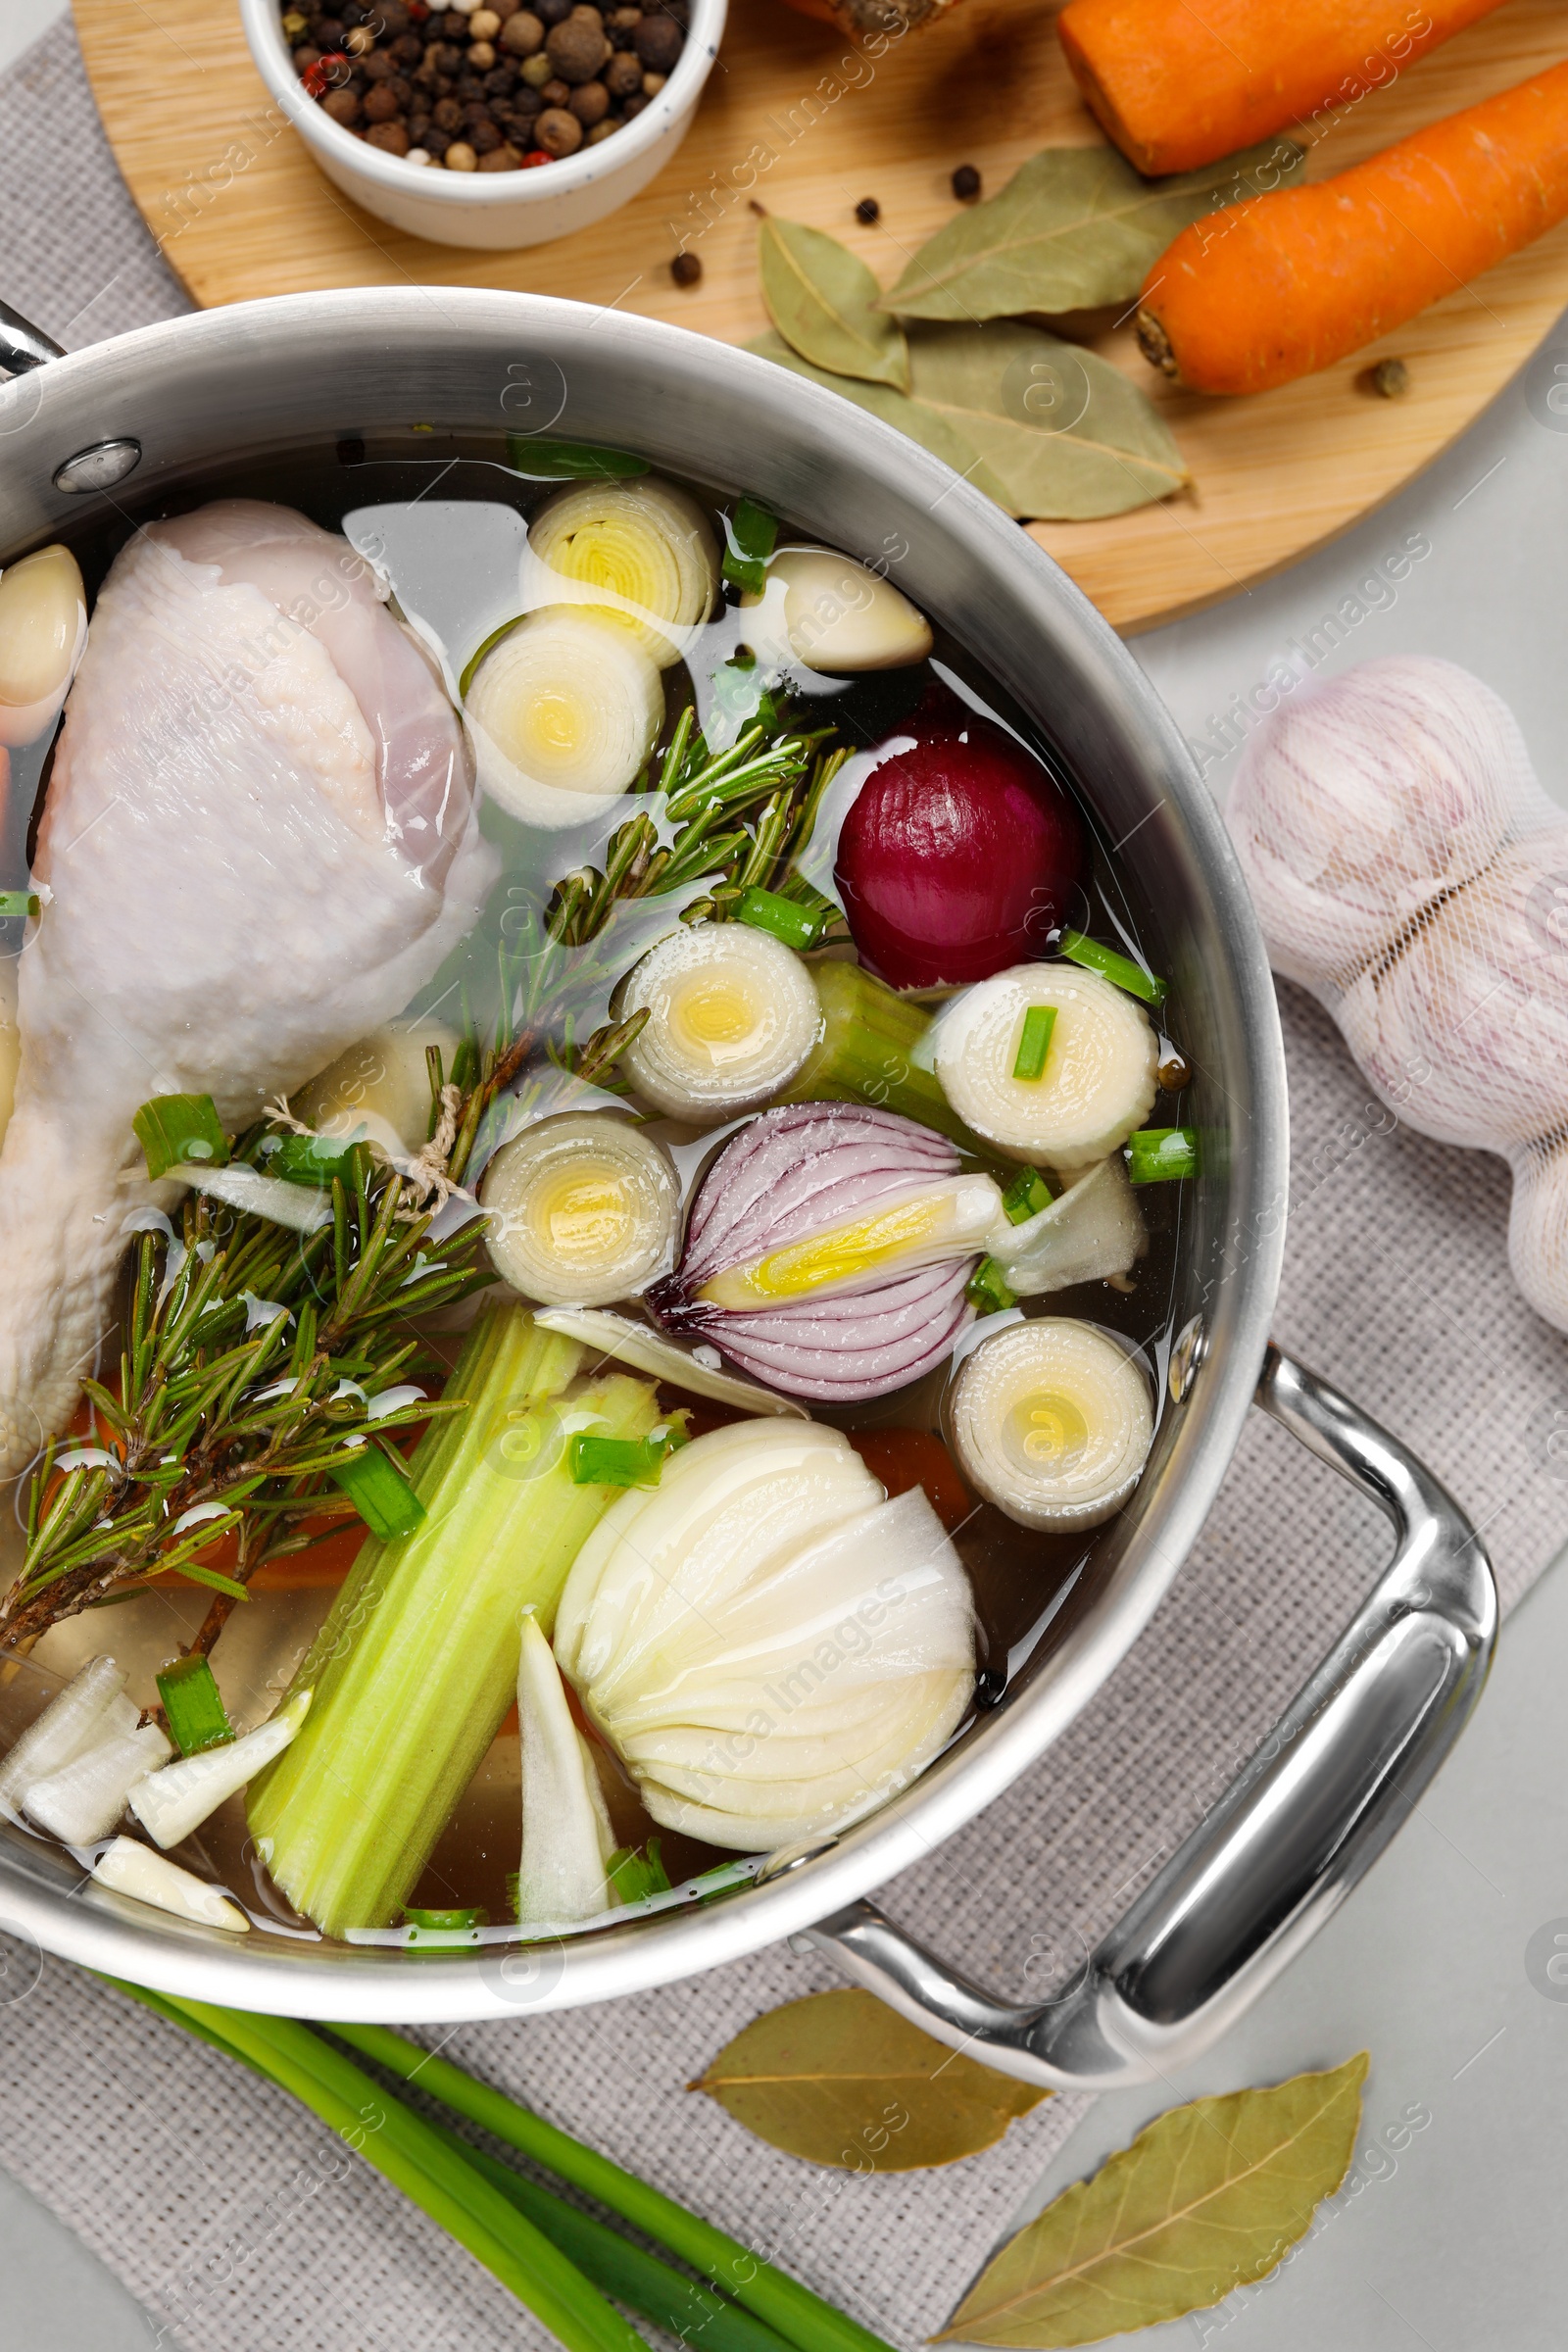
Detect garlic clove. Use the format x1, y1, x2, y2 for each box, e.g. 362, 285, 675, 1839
741, 547, 932, 673
129, 1689, 312, 1850
0, 544, 88, 748
92, 1836, 250, 1931
295, 1018, 463, 1158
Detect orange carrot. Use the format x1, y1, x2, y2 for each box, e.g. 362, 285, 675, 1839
1138, 62, 1568, 396
1057, 0, 1509, 178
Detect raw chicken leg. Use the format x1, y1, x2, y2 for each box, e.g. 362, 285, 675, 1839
0, 500, 495, 1476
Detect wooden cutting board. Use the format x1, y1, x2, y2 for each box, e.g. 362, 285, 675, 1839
75, 0, 1568, 632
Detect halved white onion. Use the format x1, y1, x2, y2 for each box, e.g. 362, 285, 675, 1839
480, 1112, 679, 1307
92, 1837, 250, 1932
934, 965, 1158, 1169
615, 925, 822, 1124
516, 1613, 615, 1925
530, 1306, 808, 1417
0, 544, 87, 747
466, 607, 663, 829
740, 547, 932, 673
295, 1018, 462, 1159
522, 478, 718, 667
989, 1157, 1148, 1297
949, 1318, 1152, 1532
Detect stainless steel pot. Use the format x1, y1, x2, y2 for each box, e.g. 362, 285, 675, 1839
0, 290, 1496, 2076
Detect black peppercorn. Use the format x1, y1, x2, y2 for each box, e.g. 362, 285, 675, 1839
855, 195, 879, 224
670, 249, 701, 286
951, 163, 981, 200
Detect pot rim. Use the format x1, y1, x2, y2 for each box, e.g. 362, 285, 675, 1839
0, 289, 1289, 2018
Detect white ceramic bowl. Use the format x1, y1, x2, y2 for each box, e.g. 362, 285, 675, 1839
239, 0, 725, 249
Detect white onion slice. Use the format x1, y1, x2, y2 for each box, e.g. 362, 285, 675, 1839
950, 1318, 1152, 1531
0, 1656, 136, 1820
480, 1113, 679, 1307
740, 546, 932, 673
521, 478, 718, 667
616, 925, 821, 1123
466, 607, 663, 829
92, 1837, 250, 1932
529, 1307, 808, 1417
22, 1722, 172, 1846
933, 964, 1158, 1169
989, 1157, 1148, 1297
0, 543, 87, 748
129, 1689, 312, 1851
516, 1614, 614, 1926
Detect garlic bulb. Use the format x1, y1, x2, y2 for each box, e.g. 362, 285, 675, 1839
466, 608, 664, 828
522, 478, 719, 667
933, 964, 1158, 1169
516, 1613, 615, 1925
1227, 658, 1522, 990
949, 1319, 1153, 1531
615, 924, 822, 1122
740, 548, 933, 672
481, 1112, 680, 1306
554, 1419, 975, 1849
92, 1837, 250, 1932
1506, 1142, 1568, 1334
990, 1156, 1148, 1297
0, 544, 88, 748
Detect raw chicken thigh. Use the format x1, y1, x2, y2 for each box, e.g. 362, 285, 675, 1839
0, 500, 494, 1476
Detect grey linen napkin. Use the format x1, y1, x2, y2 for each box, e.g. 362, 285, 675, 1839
2, 21, 1566, 2352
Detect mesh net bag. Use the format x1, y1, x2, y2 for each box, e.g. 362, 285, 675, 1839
1226, 654, 1568, 1331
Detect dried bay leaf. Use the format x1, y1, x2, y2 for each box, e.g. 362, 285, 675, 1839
881, 140, 1305, 322
744, 332, 1012, 510
938, 2051, 1369, 2348
690, 1986, 1049, 2170
760, 219, 911, 391
906, 322, 1188, 521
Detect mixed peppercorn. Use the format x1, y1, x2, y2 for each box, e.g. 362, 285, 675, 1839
282, 0, 690, 170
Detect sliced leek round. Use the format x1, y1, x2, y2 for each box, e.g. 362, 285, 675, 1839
0, 543, 87, 748
529, 1306, 808, 1416
950, 1318, 1152, 1531
615, 924, 821, 1123
523, 477, 718, 667
466, 607, 663, 829
740, 547, 932, 673
934, 964, 1157, 1170
480, 1112, 679, 1307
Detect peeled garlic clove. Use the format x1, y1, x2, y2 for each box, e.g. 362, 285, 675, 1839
521, 478, 718, 668
92, 1836, 250, 1932
465, 608, 663, 829
0, 544, 88, 748
516, 1614, 614, 1925
741, 547, 932, 672
615, 924, 822, 1123
949, 1317, 1152, 1531
528, 1306, 809, 1416
933, 964, 1157, 1169
481, 1110, 680, 1307
295, 1017, 463, 1158
991, 1156, 1147, 1296
129, 1688, 312, 1850
1227, 657, 1522, 990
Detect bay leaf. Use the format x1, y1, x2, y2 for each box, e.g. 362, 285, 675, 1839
760, 219, 911, 392
938, 2051, 1369, 2347
881, 139, 1305, 322
689, 1986, 1049, 2171
744, 332, 1012, 511
906, 321, 1188, 521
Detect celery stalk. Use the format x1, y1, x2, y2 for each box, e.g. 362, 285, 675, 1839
247, 1301, 659, 1936
773, 963, 980, 1149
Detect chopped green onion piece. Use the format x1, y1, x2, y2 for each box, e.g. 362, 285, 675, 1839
505, 434, 648, 479
156, 1654, 235, 1757
1057, 928, 1168, 1006
1011, 1004, 1057, 1082
0, 891, 39, 919
405, 1905, 489, 1931
608, 1839, 672, 1905
722, 497, 779, 596
266, 1132, 361, 1188
569, 1432, 672, 1490
733, 885, 826, 951
965, 1256, 1017, 1315
328, 1446, 427, 1540
1001, 1166, 1054, 1225
133, 1093, 230, 1180
1126, 1125, 1200, 1184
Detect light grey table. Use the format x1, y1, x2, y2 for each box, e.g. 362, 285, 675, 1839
1, 3, 1566, 2333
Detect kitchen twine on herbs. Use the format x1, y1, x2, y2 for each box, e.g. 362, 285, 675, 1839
4, 24, 1568, 2350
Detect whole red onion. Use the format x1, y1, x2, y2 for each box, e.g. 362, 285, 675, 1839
835, 697, 1084, 990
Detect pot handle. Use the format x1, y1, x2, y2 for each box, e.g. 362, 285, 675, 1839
796, 1344, 1497, 2089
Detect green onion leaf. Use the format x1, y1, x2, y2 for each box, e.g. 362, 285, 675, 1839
1126, 1125, 1200, 1184
734, 885, 826, 951
1010, 1004, 1057, 1082
133, 1093, 230, 1180
1057, 929, 1168, 1006
328, 1446, 427, 1539
569, 1432, 671, 1490
722, 497, 780, 595
265, 1131, 362, 1188
608, 1838, 673, 1905
965, 1256, 1017, 1315
1001, 1166, 1054, 1225
156, 1654, 235, 1757
506, 435, 649, 480
0, 891, 39, 919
